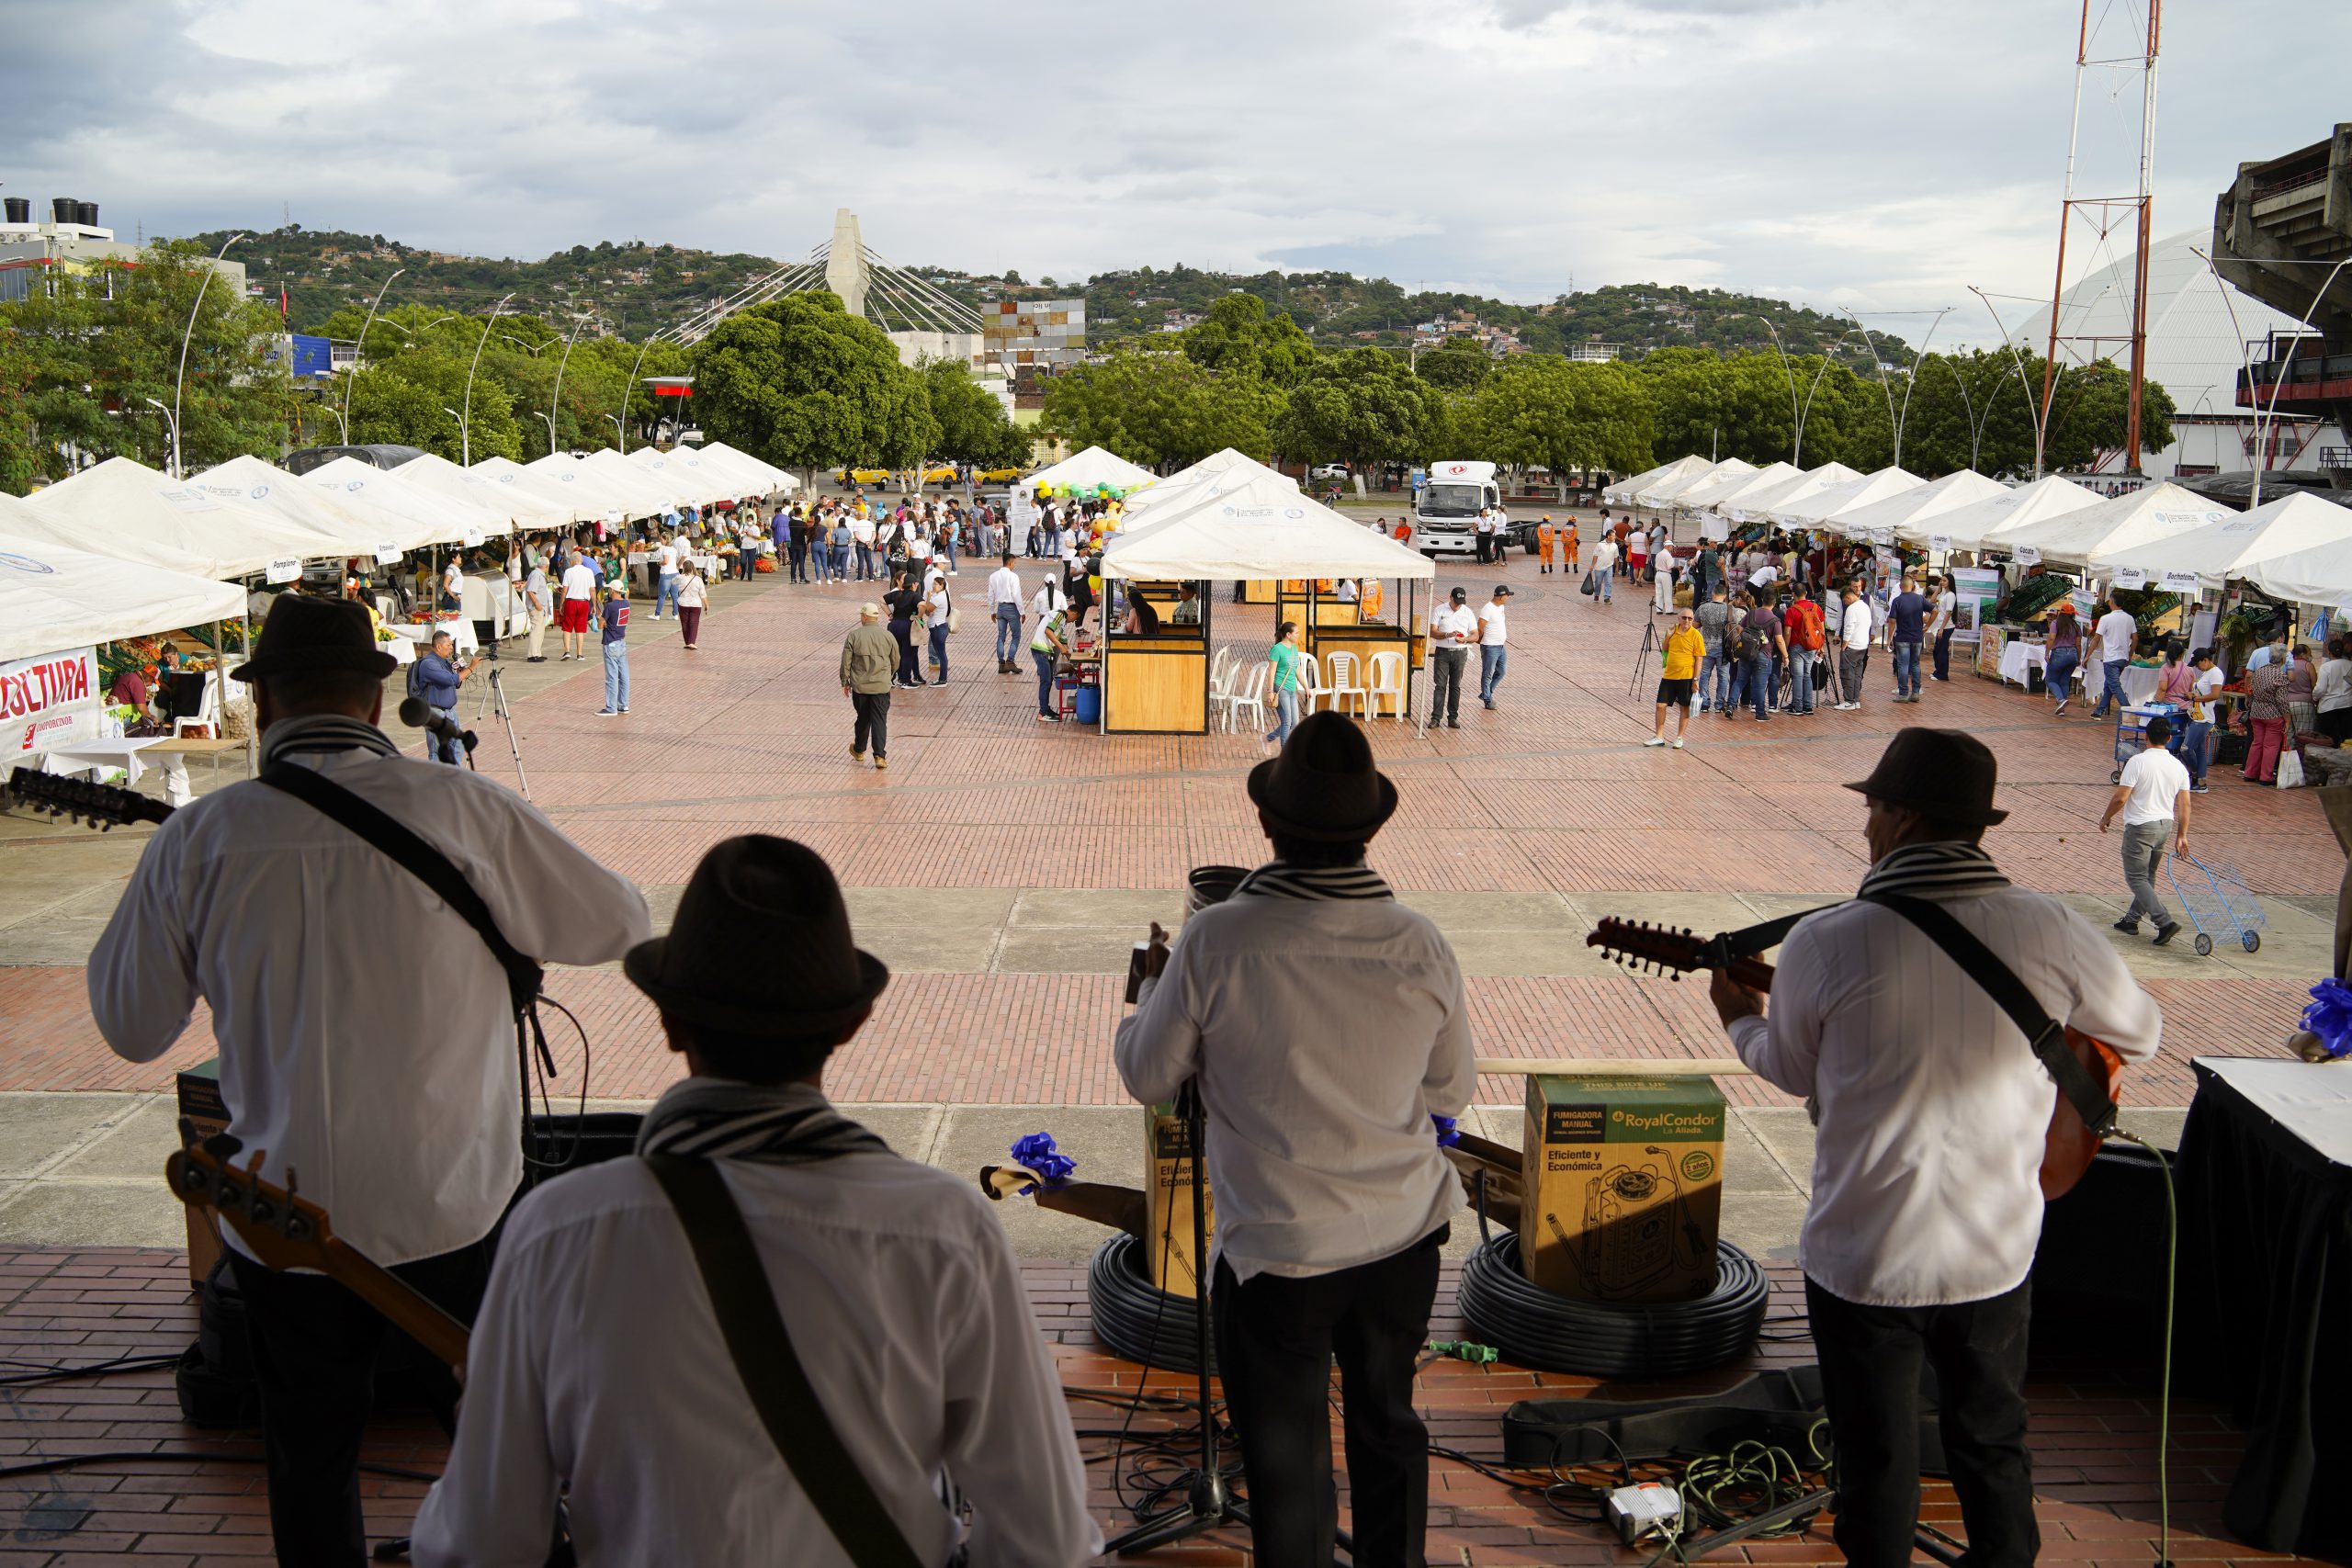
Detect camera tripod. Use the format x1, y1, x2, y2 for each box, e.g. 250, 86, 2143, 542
1628, 619, 1657, 700
470, 665, 533, 800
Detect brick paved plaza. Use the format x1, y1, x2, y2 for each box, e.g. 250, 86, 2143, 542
0, 526, 2331, 1562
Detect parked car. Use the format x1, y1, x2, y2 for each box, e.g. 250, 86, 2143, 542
833, 466, 893, 487
1310, 463, 1351, 480
974, 465, 1027, 483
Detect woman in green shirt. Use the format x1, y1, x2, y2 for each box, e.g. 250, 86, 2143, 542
1266, 620, 1302, 746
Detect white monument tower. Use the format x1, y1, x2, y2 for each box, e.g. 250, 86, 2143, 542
822, 208, 869, 319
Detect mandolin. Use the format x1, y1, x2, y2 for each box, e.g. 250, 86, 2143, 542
166, 1119, 469, 1372
1587, 918, 2123, 1200
4, 766, 175, 829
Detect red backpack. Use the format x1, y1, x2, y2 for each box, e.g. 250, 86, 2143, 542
1785, 599, 1825, 651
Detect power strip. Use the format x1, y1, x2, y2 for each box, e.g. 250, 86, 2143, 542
1606, 1482, 1682, 1545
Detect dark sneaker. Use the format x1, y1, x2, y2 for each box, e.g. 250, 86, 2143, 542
2112, 918, 2141, 935
2153, 921, 2181, 947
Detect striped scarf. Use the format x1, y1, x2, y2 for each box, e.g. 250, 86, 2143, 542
635, 1078, 888, 1165
260, 715, 399, 766
1232, 860, 1395, 901
1855, 841, 2011, 900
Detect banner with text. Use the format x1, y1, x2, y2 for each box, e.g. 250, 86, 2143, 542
2, 647, 102, 756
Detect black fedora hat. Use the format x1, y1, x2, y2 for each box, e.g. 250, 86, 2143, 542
232, 594, 398, 682
1247, 711, 1399, 841
1844, 728, 2008, 828
624, 836, 889, 1036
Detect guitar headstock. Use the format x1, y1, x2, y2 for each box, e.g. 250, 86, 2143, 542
1587, 919, 1709, 980
5, 766, 175, 831
165, 1118, 338, 1273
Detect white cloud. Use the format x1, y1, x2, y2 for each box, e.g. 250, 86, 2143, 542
0, 0, 2335, 314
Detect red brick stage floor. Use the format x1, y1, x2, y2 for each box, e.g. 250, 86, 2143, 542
0, 1247, 2318, 1566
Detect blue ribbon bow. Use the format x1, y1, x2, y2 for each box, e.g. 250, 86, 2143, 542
2301, 977, 2352, 1061
1008, 1132, 1076, 1194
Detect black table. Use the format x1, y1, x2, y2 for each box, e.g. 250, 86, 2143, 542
2177, 1055, 2352, 1557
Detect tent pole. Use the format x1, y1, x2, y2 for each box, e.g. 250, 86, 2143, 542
239, 598, 255, 777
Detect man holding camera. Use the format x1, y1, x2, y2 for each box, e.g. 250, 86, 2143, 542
411, 629, 472, 764
1116, 714, 1476, 1568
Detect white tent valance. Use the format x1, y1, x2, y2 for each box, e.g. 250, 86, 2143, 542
1826, 469, 2007, 545
192, 455, 409, 558
628, 446, 741, 506
1770, 466, 1920, 527
395, 453, 575, 530
2233, 494, 2352, 605
2092, 491, 2352, 594
1118, 452, 1294, 524
1102, 470, 1432, 581
471, 457, 612, 525
1682, 461, 1801, 516
304, 457, 511, 549
1023, 445, 1159, 497
520, 454, 675, 522
691, 442, 797, 493
1606, 454, 1711, 506
0, 495, 246, 661
15, 457, 345, 580
1991, 481, 2230, 568
1926, 476, 2102, 553
1723, 462, 1862, 524
1636, 457, 1752, 509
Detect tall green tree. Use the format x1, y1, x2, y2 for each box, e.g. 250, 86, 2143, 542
1042, 349, 1283, 467
1180, 294, 1316, 388
921, 359, 1031, 469
1272, 348, 1448, 482
1413, 334, 1494, 392
688, 292, 932, 479
1458, 356, 1656, 490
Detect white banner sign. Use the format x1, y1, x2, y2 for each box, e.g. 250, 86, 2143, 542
374, 543, 403, 565
1, 647, 101, 756
2012, 546, 2041, 565
265, 557, 302, 584
461, 525, 487, 548
1928, 534, 1952, 553
2159, 570, 2202, 593
2111, 566, 2148, 589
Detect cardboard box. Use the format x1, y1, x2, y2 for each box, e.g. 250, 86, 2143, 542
176, 1059, 229, 1285
1142, 1103, 1216, 1294
1520, 1074, 1724, 1303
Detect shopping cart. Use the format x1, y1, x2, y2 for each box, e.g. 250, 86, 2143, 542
2165, 851, 2267, 956
2110, 703, 2180, 784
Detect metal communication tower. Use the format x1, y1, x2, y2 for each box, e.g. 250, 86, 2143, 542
2040, 0, 2162, 470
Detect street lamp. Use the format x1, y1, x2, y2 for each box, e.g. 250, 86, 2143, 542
534, 411, 557, 456
1839, 306, 1952, 472
142, 397, 180, 479
1737, 313, 1804, 465
458, 291, 517, 466
603, 413, 623, 448
615, 331, 663, 455
443, 406, 465, 462
548, 320, 588, 461
2190, 247, 2352, 512
171, 231, 244, 478
1968, 286, 2050, 479
341, 265, 405, 447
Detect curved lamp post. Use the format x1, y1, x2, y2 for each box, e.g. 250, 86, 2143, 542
142, 398, 180, 479
2190, 246, 2352, 512
1739, 313, 1804, 465
341, 265, 405, 446
533, 411, 557, 456
547, 321, 588, 458
458, 292, 518, 467
1968, 286, 2051, 479
614, 332, 662, 454
171, 231, 245, 479
1840, 306, 1952, 471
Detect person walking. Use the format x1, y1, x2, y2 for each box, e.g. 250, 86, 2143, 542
2089, 594, 2138, 719
921, 567, 953, 686
1886, 574, 1928, 704
1588, 533, 1618, 603
2242, 653, 2292, 784
522, 555, 550, 663
2043, 603, 2085, 716
842, 603, 899, 770
1266, 620, 1304, 747
1834, 582, 1872, 712
2101, 715, 2191, 944
675, 561, 707, 650
594, 583, 630, 716
1476, 584, 1512, 711
1696, 583, 1732, 713
988, 553, 1024, 673
559, 550, 597, 662
1648, 606, 1705, 750
651, 534, 682, 620
1429, 586, 1476, 729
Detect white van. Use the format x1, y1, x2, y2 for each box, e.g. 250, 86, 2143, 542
1412, 460, 1499, 557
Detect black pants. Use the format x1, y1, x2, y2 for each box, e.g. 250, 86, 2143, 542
1430, 648, 1467, 724
231, 1236, 495, 1566
1934, 626, 1955, 680
852, 689, 891, 758
1213, 1227, 1444, 1568
1806, 1277, 2038, 1568
1474, 533, 1492, 564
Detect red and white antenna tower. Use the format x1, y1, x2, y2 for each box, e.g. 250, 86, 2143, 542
2040, 0, 2162, 471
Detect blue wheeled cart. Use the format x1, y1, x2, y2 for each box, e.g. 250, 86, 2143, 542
2165, 851, 2267, 957
2110, 703, 2181, 784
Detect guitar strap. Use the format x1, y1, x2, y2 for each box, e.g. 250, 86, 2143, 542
1859, 892, 2119, 1137
644, 1155, 930, 1568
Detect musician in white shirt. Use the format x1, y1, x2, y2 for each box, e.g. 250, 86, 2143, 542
1708, 729, 2160, 1568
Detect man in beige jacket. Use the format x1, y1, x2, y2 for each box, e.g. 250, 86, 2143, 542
842, 603, 899, 770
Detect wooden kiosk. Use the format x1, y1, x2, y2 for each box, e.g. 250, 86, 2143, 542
1098, 473, 1435, 735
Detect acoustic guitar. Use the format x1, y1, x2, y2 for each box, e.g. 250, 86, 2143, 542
166, 1119, 469, 1373
5, 765, 175, 829
1586, 919, 2123, 1200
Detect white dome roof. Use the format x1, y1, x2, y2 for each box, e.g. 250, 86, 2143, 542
2009, 231, 2307, 419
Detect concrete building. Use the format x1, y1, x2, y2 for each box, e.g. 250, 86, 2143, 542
0, 195, 246, 303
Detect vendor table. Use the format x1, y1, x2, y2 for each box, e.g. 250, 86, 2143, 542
41, 737, 165, 788
384, 618, 479, 656
2177, 1055, 2352, 1556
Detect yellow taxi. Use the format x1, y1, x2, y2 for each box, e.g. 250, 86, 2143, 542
974, 465, 1027, 483
833, 466, 893, 487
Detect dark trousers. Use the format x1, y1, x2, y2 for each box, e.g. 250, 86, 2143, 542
1933, 626, 1954, 680
231, 1237, 495, 1566
1214, 1227, 1444, 1568
1806, 1277, 2038, 1568
1430, 647, 1467, 723
851, 689, 891, 758
889, 619, 919, 685
427, 705, 462, 765
679, 605, 703, 648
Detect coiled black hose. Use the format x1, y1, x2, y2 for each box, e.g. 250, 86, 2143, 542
1457, 1234, 1769, 1377
1087, 1233, 1218, 1375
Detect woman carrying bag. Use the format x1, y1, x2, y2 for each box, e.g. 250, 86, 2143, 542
675, 563, 708, 651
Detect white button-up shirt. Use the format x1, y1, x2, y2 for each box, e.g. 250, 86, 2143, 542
987, 564, 1023, 609
89, 723, 649, 1266
1114, 886, 1476, 1281
1430, 604, 1478, 646
410, 1113, 1101, 1568
1728, 886, 2162, 1307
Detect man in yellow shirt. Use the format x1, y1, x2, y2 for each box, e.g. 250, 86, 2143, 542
1648, 606, 1707, 750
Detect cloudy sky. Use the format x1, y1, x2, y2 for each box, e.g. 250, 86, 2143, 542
3, 0, 2335, 333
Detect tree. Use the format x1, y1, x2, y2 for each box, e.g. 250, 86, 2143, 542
1414, 334, 1494, 392
1041, 349, 1283, 467
1181, 294, 1316, 388
686, 292, 933, 477
1639, 347, 1796, 465
2046, 359, 2177, 472
1272, 348, 1447, 482
922, 359, 1029, 469
1457, 356, 1656, 491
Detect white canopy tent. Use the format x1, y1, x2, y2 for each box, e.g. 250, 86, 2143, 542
1925, 476, 2103, 554
395, 453, 577, 531
517, 454, 673, 522
1989, 482, 2230, 568
191, 455, 413, 558
581, 448, 706, 513
2234, 495, 2352, 606
0, 495, 246, 661
628, 446, 741, 506
1116, 451, 1295, 525
304, 457, 511, 550
1023, 445, 1159, 499
2090, 491, 2352, 595
1679, 461, 1802, 517
1719, 462, 1862, 525
1830, 469, 2008, 545
1636, 457, 1753, 510
1102, 470, 1432, 582
692, 442, 797, 493
14, 457, 345, 581
1770, 466, 1921, 527
1605, 455, 1712, 508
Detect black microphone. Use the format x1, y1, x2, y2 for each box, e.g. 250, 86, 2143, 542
399, 696, 473, 750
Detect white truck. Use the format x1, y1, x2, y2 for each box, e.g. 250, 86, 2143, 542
1411, 459, 1501, 558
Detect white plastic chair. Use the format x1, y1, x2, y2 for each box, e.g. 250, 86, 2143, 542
1227, 662, 1270, 737
1324, 650, 1369, 717
1206, 653, 1241, 732
1365, 650, 1407, 719
172, 671, 221, 739
1299, 652, 1336, 715
1208, 644, 1235, 696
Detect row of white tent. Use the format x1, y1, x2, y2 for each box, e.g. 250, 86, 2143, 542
1606, 454, 2352, 609
0, 442, 799, 662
